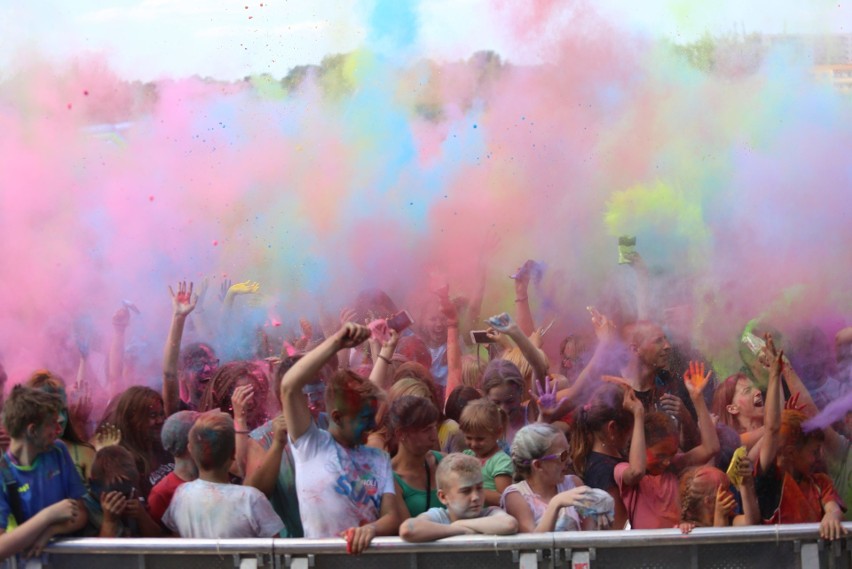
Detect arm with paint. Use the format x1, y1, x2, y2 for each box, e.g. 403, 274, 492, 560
230, 384, 254, 478
488, 313, 548, 382
439, 287, 463, 403
550, 308, 618, 416
163, 282, 197, 417
758, 335, 784, 473
280, 322, 372, 442
678, 362, 720, 467
618, 389, 647, 487
512, 261, 536, 337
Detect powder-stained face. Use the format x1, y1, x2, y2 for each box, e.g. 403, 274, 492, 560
29, 413, 62, 453
645, 436, 678, 475
337, 399, 378, 446
635, 325, 672, 372
439, 472, 484, 520
487, 383, 522, 418
730, 377, 764, 424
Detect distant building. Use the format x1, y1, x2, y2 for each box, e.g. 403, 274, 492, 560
812, 64, 852, 93
762, 33, 852, 65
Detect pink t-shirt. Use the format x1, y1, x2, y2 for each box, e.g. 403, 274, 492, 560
614, 462, 679, 529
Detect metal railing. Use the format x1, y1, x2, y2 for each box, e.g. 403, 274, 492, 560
8, 523, 850, 569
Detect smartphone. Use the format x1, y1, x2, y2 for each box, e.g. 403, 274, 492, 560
470, 330, 497, 344
618, 235, 636, 264
386, 310, 414, 333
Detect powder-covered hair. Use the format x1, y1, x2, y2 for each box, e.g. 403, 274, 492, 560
436, 452, 482, 491
188, 411, 235, 471
510, 423, 564, 482
325, 369, 380, 417
644, 411, 678, 447
459, 398, 506, 436
161, 410, 200, 456
780, 409, 824, 449
679, 465, 727, 525
26, 369, 91, 446
481, 359, 525, 395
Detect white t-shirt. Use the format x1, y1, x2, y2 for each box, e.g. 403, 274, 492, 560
290, 421, 395, 538
501, 475, 582, 531
162, 479, 284, 538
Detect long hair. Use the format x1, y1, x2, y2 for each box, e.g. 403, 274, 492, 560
388, 395, 439, 453
680, 465, 725, 525
108, 386, 170, 477
198, 360, 270, 429
711, 373, 748, 432
26, 369, 92, 447
570, 383, 632, 478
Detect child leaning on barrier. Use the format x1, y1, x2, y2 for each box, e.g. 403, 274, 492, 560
399, 453, 518, 542
755, 336, 847, 540
502, 423, 613, 532
614, 362, 720, 529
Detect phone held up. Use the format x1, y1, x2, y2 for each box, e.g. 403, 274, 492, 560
386, 310, 415, 333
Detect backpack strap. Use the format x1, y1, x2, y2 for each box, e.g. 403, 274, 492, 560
0, 452, 27, 526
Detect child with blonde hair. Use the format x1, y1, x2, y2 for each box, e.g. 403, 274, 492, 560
460, 399, 512, 506
399, 453, 518, 541
678, 459, 760, 533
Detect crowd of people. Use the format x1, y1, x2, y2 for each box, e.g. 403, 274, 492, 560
0, 256, 850, 558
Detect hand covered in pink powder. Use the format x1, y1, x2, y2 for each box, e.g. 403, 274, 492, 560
169, 281, 197, 317
367, 319, 392, 344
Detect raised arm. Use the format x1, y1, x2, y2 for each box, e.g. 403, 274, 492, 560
281, 323, 371, 442
368, 328, 399, 391
488, 313, 548, 381
245, 414, 288, 496
732, 456, 761, 526
679, 362, 720, 467
163, 282, 197, 416
108, 306, 131, 394
618, 389, 648, 486
759, 335, 784, 473
439, 288, 463, 402
512, 261, 536, 337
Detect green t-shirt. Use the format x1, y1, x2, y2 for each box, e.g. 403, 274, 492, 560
463, 449, 513, 490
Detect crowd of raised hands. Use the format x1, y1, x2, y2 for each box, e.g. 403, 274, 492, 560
0, 252, 850, 558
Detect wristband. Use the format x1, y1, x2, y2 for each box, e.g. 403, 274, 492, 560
514, 297, 528, 303
378, 355, 392, 365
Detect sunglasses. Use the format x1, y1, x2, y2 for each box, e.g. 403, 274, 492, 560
537, 450, 570, 464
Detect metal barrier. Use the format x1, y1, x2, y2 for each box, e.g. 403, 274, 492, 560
8, 523, 851, 569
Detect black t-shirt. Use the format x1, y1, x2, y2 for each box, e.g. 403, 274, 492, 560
583, 451, 622, 492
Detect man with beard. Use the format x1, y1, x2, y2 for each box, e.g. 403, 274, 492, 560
620, 321, 699, 449
0, 387, 88, 545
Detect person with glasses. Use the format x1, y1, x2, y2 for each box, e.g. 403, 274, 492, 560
502, 424, 609, 532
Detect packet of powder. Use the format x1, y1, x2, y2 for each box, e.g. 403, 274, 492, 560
618, 235, 636, 264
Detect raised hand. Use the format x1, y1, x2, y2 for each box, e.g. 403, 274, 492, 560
112, 306, 131, 330
622, 388, 645, 416
588, 306, 617, 344
231, 384, 255, 427
339, 307, 358, 326
683, 361, 712, 397
485, 312, 518, 334
784, 392, 806, 411
219, 279, 232, 303
336, 323, 372, 350
228, 280, 261, 296
94, 423, 122, 451
531, 376, 568, 423
293, 318, 314, 351
169, 281, 197, 317
764, 333, 784, 378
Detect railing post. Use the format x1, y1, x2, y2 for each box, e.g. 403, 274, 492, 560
570, 550, 591, 569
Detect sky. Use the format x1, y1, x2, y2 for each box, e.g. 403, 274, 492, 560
1, 0, 851, 81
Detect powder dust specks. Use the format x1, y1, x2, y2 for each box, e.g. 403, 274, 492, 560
1, 2, 851, 383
